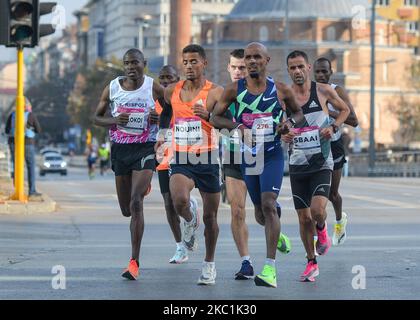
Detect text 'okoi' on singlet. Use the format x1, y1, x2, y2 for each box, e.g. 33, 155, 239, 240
109, 75, 157, 144
170, 80, 218, 154
289, 81, 333, 174
231, 77, 284, 154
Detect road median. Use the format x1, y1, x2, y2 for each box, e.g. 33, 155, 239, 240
0, 177, 56, 214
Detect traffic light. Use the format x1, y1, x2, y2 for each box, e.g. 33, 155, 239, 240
0, 0, 57, 48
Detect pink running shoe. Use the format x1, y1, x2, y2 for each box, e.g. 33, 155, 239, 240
316, 223, 332, 255
300, 261, 319, 282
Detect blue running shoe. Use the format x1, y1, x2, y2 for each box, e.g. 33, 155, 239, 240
234, 260, 254, 280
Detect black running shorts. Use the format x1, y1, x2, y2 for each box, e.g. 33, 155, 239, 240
111, 142, 156, 176
170, 152, 221, 193
331, 139, 346, 171
290, 170, 332, 209
158, 169, 170, 194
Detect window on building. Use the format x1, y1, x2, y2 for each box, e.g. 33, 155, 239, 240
206, 29, 213, 44
379, 29, 385, 45
97, 30, 104, 58
383, 62, 388, 82
259, 26, 269, 42
404, 0, 418, 6
406, 21, 419, 32
377, 0, 389, 6
326, 26, 336, 41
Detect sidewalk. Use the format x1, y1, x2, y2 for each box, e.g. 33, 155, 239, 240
0, 177, 56, 214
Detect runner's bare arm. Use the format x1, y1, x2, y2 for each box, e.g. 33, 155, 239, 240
333, 86, 358, 127
209, 82, 239, 131
320, 84, 350, 127
194, 85, 224, 121
160, 83, 175, 129
318, 84, 350, 139
93, 85, 128, 127
151, 80, 165, 124
275, 82, 304, 134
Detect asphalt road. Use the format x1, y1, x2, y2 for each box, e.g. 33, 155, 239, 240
0, 164, 419, 300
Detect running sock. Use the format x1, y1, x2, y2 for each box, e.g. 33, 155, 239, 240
176, 242, 184, 250
316, 222, 325, 231
241, 256, 251, 263
204, 261, 215, 267
336, 219, 342, 224
265, 258, 276, 268
308, 257, 318, 264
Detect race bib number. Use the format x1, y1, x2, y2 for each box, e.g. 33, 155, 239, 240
242, 113, 274, 145
117, 108, 147, 135
293, 126, 321, 154
174, 117, 203, 146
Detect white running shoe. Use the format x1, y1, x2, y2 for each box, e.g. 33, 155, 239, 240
332, 212, 348, 246
183, 197, 199, 251
197, 262, 216, 285
169, 246, 189, 264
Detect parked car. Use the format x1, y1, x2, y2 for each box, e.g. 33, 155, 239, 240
40, 147, 61, 155
39, 152, 67, 176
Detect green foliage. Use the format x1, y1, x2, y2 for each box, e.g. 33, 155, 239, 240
25, 71, 76, 142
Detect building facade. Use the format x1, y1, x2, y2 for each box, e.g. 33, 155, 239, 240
201, 0, 420, 147
376, 0, 420, 53
84, 0, 237, 72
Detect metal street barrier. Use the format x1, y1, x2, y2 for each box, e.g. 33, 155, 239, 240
349, 151, 420, 177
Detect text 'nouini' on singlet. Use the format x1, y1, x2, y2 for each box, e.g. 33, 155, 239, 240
170, 80, 218, 154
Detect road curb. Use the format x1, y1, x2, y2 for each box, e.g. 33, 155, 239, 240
0, 192, 56, 215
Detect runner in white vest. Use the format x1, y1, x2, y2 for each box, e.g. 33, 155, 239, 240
313, 57, 359, 246
93, 48, 165, 281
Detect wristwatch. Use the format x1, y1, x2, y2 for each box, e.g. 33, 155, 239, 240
287, 117, 296, 127
331, 124, 339, 133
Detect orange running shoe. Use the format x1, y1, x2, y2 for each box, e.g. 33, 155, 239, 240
121, 259, 139, 280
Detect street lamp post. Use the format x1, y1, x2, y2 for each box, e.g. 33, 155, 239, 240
135, 15, 152, 52
213, 14, 220, 84
284, 0, 290, 84
369, 0, 376, 176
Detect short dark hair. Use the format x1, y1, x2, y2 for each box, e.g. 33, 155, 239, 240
230, 49, 244, 60
160, 65, 178, 75
124, 48, 145, 61
182, 44, 206, 59
287, 50, 309, 65
314, 57, 332, 70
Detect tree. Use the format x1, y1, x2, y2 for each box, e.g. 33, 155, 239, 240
389, 60, 420, 145
25, 70, 77, 143
389, 94, 420, 145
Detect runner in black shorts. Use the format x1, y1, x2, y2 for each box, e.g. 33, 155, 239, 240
156, 44, 224, 285
94, 48, 165, 281
284, 50, 350, 282
156, 65, 197, 264
314, 57, 359, 246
